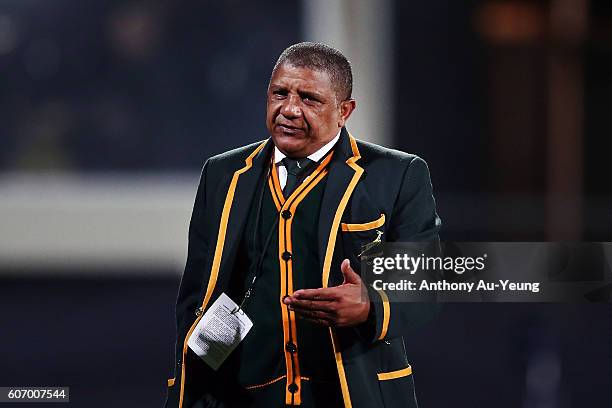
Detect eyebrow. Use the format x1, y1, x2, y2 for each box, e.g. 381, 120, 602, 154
269, 84, 325, 100
269, 85, 287, 93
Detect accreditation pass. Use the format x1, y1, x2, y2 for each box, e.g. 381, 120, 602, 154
187, 293, 253, 370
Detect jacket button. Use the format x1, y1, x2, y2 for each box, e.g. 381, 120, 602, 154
288, 383, 298, 393
285, 342, 297, 353
281, 210, 292, 219
282, 251, 292, 261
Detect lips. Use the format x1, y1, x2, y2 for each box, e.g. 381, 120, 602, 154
276, 123, 304, 135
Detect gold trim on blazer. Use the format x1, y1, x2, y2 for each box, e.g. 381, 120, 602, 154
377, 366, 412, 381
323, 134, 364, 408
268, 173, 283, 211
376, 289, 390, 341
270, 158, 285, 209
341, 213, 385, 232
245, 375, 287, 390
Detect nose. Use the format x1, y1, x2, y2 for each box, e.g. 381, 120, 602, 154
280, 94, 302, 118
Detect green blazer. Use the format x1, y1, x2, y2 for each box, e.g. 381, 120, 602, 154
165, 128, 441, 408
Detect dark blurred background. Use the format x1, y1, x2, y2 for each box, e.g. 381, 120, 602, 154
0, 0, 611, 407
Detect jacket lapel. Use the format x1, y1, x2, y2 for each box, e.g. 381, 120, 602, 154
216, 139, 273, 288
318, 128, 364, 288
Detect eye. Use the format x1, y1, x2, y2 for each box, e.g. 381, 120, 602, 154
301, 94, 319, 104
272, 90, 287, 98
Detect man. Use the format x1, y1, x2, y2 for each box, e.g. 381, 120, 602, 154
165, 42, 441, 408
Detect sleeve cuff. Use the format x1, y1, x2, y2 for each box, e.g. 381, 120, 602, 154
358, 285, 390, 342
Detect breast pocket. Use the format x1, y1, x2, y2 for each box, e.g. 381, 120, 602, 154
340, 213, 386, 268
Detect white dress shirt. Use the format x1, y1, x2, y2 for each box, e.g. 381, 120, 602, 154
274, 130, 341, 189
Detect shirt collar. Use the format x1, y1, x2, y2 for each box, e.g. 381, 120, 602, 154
274, 129, 341, 165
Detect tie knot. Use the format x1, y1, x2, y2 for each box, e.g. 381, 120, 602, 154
282, 157, 313, 176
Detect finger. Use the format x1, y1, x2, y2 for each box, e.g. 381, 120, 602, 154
292, 287, 339, 301
290, 308, 334, 326
286, 298, 336, 313
341, 259, 361, 284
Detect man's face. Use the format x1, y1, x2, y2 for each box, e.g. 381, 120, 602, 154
266, 63, 355, 158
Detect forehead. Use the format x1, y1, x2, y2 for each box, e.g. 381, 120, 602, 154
269, 63, 334, 94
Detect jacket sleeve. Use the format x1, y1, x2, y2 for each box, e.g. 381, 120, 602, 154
165, 159, 213, 407
366, 156, 442, 342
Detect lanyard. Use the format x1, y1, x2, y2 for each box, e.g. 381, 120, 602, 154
232, 165, 278, 313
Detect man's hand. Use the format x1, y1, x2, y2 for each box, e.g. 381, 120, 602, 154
283, 259, 370, 327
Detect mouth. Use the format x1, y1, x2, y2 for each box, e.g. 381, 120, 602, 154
275, 123, 304, 136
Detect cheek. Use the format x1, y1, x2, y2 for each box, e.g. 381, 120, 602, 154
310, 110, 336, 131
266, 103, 279, 121
302, 108, 323, 129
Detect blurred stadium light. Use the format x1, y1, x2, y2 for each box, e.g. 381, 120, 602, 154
302, 0, 393, 146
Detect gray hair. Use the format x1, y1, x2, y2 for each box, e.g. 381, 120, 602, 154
272, 42, 353, 101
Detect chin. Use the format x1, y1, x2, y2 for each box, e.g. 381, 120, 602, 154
272, 134, 308, 157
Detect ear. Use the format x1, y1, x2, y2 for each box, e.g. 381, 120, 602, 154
338, 99, 356, 127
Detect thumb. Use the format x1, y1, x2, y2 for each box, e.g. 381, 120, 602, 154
341, 259, 361, 284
